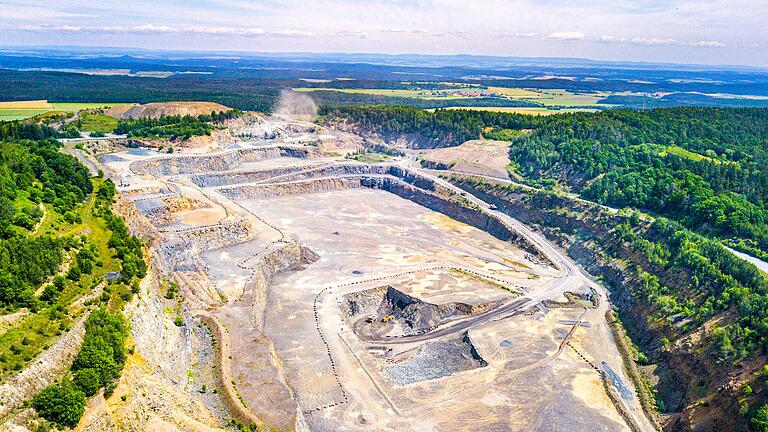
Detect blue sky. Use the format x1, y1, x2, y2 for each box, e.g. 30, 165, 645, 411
0, 0, 766, 66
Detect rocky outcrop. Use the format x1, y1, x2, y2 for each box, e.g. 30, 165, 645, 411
220, 177, 364, 200
191, 162, 385, 188
245, 241, 317, 328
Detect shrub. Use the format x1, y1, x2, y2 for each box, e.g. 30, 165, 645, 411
753, 405, 768, 432
73, 368, 101, 397
32, 383, 86, 428
71, 309, 128, 390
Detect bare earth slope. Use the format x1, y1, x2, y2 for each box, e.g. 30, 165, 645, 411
119, 102, 231, 119
419, 139, 511, 179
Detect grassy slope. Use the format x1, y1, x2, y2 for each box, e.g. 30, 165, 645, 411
77, 114, 119, 133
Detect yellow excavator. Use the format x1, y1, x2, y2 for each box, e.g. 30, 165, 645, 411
381, 315, 395, 323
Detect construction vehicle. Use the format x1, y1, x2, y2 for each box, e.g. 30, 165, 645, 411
382, 315, 395, 323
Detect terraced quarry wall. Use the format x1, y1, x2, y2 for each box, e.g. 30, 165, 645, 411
131, 146, 321, 177
213, 164, 550, 265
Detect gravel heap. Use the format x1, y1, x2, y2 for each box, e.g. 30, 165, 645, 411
383, 333, 487, 385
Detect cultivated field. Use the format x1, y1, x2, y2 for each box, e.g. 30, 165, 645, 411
440, 107, 600, 115
295, 83, 615, 114
0, 100, 128, 121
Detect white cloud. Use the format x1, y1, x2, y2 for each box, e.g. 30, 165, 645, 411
600, 34, 726, 48
631, 37, 680, 46
329, 30, 369, 39
689, 40, 726, 47
16, 24, 316, 38
499, 32, 538, 38
546, 32, 585, 41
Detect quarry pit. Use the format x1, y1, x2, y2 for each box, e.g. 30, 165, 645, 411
97, 113, 655, 432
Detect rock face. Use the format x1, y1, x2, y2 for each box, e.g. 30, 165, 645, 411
119, 102, 231, 120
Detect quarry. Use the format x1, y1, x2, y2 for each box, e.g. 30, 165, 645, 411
81, 106, 658, 432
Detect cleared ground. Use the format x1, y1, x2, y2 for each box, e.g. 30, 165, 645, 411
418, 139, 512, 179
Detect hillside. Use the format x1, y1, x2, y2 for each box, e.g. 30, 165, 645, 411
0, 120, 146, 429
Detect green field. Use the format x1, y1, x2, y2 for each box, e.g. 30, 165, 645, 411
0, 101, 128, 122
0, 110, 49, 121
660, 145, 739, 166
488, 87, 612, 107
346, 151, 393, 163
77, 113, 119, 133
295, 83, 614, 113
293, 87, 489, 100
439, 106, 600, 115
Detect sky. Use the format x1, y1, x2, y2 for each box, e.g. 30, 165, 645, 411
0, 0, 766, 67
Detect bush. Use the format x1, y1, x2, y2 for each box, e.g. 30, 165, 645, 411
32, 383, 86, 428
754, 405, 768, 432
71, 309, 128, 390
73, 368, 101, 397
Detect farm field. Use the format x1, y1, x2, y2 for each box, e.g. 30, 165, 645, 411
488, 87, 614, 107
295, 84, 615, 113
0, 100, 128, 121
293, 86, 490, 100
440, 106, 600, 115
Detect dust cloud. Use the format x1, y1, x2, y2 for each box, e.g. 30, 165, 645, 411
273, 89, 318, 117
